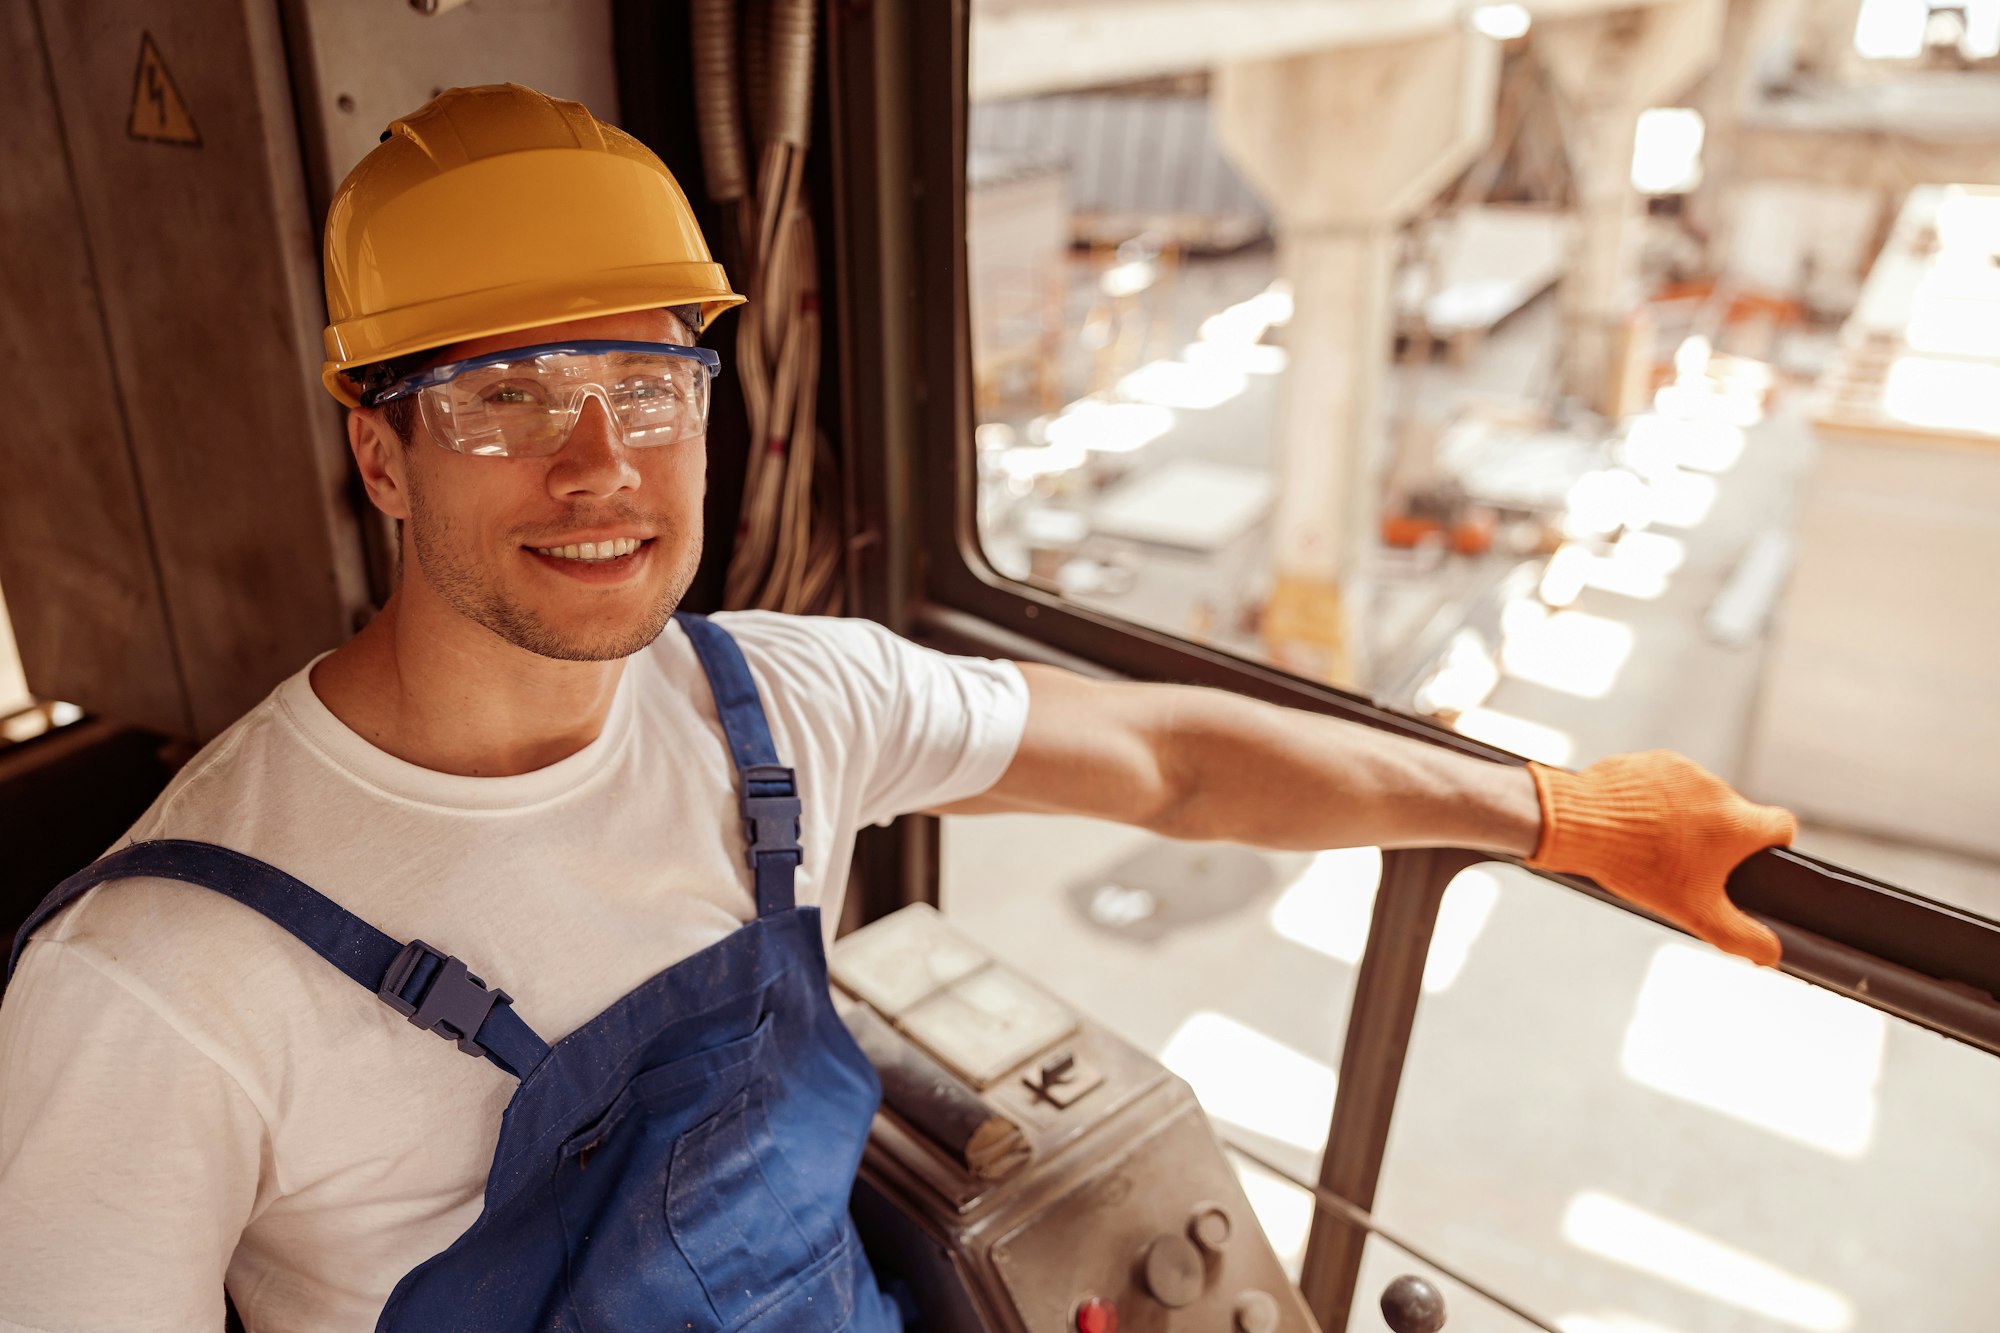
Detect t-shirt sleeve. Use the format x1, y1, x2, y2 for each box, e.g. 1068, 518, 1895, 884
717, 613, 1030, 829
0, 936, 264, 1333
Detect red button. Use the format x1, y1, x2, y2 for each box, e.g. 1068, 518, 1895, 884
1075, 1296, 1119, 1333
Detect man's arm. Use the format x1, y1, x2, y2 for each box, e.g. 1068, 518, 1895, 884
935, 662, 1796, 966
932, 663, 1540, 857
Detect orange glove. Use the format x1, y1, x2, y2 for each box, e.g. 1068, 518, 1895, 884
1525, 751, 1797, 967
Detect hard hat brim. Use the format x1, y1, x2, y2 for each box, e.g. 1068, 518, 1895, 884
322, 264, 745, 407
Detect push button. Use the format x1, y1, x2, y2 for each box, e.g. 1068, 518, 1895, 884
1190, 1203, 1233, 1252
1233, 1290, 1280, 1333
1073, 1295, 1118, 1333
1141, 1233, 1205, 1308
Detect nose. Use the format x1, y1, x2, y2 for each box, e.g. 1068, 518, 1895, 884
545, 390, 642, 500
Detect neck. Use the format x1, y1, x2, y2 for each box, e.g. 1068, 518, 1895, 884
311, 583, 627, 778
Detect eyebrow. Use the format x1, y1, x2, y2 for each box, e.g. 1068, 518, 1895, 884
605, 349, 686, 371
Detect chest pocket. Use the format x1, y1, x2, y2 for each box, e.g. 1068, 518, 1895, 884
666, 1084, 823, 1324
551, 1015, 831, 1330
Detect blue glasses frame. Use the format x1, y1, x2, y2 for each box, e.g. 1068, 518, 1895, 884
361, 340, 723, 408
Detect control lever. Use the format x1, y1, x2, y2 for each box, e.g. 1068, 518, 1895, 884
838, 999, 1033, 1180
1381, 1275, 1446, 1333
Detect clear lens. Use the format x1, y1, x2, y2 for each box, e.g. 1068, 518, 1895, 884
420, 349, 710, 457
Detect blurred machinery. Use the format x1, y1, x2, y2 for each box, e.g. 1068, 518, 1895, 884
834, 904, 1318, 1332
834, 903, 1470, 1333
1747, 183, 2000, 860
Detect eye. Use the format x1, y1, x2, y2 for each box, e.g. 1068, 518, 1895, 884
478, 378, 550, 407
620, 375, 684, 405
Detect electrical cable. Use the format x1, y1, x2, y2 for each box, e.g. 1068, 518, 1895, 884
692, 0, 840, 615
743, 0, 772, 153
768, 0, 813, 148
1219, 1137, 1564, 1333
690, 0, 747, 204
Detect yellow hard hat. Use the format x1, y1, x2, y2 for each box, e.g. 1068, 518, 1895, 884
319, 83, 743, 406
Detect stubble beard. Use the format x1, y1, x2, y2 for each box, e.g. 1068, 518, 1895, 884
404, 480, 698, 662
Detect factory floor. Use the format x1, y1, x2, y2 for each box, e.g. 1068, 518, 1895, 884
941, 266, 2000, 1333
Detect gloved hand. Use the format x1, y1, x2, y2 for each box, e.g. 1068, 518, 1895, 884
1524, 750, 1797, 966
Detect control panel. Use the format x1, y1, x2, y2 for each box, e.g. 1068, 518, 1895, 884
834, 904, 1319, 1333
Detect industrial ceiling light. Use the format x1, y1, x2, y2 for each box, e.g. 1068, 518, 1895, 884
1631, 107, 1706, 195
1468, 4, 1532, 40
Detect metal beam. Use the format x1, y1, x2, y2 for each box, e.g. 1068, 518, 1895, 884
1298, 846, 1479, 1328
971, 0, 1687, 100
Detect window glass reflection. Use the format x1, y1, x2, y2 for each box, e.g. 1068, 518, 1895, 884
965, 12, 2000, 913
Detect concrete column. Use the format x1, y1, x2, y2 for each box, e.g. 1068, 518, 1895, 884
1266, 226, 1397, 603
1214, 27, 1498, 686
1537, 0, 1726, 412
1789, 0, 1868, 82
1686, 0, 1803, 273
1258, 224, 1399, 684
1563, 103, 1648, 413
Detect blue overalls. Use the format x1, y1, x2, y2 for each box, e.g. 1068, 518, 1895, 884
7, 613, 901, 1332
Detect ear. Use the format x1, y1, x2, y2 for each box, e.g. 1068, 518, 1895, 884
348, 408, 412, 521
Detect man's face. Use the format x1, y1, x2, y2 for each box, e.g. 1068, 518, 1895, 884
383, 307, 707, 662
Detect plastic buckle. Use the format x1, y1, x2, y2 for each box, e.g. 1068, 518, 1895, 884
377, 940, 511, 1058
740, 763, 803, 870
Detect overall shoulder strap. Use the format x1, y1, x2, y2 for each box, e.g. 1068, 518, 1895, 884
674, 611, 802, 918
6, 840, 550, 1080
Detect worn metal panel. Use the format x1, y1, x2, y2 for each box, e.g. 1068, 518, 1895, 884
0, 1, 190, 735
282, 0, 617, 210
33, 0, 370, 739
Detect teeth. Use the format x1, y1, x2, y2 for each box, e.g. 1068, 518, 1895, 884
533, 537, 644, 561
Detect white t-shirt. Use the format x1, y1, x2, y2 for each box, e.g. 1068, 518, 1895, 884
0, 612, 1028, 1333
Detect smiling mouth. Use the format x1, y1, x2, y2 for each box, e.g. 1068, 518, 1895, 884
527, 537, 651, 562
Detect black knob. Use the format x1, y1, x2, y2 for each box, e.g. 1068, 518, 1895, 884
1380, 1275, 1446, 1333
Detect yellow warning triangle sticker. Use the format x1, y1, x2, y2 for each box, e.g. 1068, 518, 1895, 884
128, 33, 200, 147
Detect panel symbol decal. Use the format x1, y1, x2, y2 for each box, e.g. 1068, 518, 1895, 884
127, 33, 201, 147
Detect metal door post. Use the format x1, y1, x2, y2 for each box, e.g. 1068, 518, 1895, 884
1299, 846, 1480, 1328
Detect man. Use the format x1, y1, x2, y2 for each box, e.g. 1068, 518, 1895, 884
0, 85, 1792, 1331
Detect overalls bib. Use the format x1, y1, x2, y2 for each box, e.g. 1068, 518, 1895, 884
8, 613, 901, 1332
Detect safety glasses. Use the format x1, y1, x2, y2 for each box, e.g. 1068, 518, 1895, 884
363, 340, 722, 458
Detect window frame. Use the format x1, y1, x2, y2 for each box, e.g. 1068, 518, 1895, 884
825, 0, 2000, 1322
